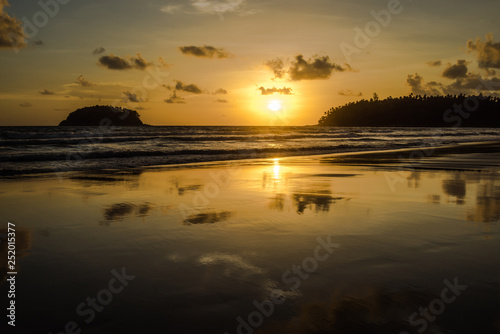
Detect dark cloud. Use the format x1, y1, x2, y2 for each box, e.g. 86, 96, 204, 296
407, 72, 500, 96
131, 54, 150, 70
448, 73, 500, 92
179, 45, 230, 58
19, 102, 32, 107
467, 33, 500, 70
122, 91, 144, 103
338, 89, 362, 97
98, 53, 152, 70
214, 88, 228, 95
75, 75, 94, 87
266, 55, 347, 81
258, 86, 293, 95
289, 55, 346, 81
92, 47, 105, 55
442, 59, 468, 79
406, 73, 442, 96
215, 99, 228, 103
265, 58, 286, 79
0, 0, 25, 50
39, 89, 55, 95
165, 92, 186, 104
175, 81, 203, 94
427, 60, 442, 67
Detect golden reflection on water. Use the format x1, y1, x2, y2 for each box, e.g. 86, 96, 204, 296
0, 159, 498, 333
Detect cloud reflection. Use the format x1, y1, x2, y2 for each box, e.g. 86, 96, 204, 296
183, 211, 232, 225
102, 202, 155, 222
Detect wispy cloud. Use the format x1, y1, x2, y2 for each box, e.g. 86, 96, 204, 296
265, 58, 286, 79
426, 60, 442, 67
179, 45, 231, 58
92, 47, 106, 55
165, 91, 186, 104
160, 0, 259, 20
39, 89, 56, 95
214, 88, 228, 95
98, 53, 153, 70
75, 75, 95, 87
258, 86, 293, 95
338, 89, 362, 97
122, 91, 145, 103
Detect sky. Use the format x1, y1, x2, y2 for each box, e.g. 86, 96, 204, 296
0, 0, 499, 126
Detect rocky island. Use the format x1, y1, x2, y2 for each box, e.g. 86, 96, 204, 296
58, 105, 145, 126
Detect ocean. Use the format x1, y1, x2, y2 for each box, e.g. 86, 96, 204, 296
1, 126, 500, 176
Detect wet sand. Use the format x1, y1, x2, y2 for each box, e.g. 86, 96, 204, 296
0, 142, 499, 333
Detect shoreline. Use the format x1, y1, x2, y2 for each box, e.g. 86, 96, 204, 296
2, 140, 500, 180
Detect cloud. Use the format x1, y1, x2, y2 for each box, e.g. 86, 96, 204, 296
448, 73, 500, 92
406, 72, 500, 96
406, 73, 442, 96
338, 89, 362, 97
75, 75, 94, 87
161, 0, 259, 19
266, 55, 348, 81
265, 58, 286, 79
175, 80, 203, 94
289, 55, 346, 81
158, 56, 169, 68
165, 91, 186, 104
98, 53, 152, 70
427, 60, 442, 67
122, 91, 144, 103
160, 4, 182, 14
92, 47, 105, 55
19, 102, 32, 108
214, 88, 228, 95
258, 86, 293, 95
467, 33, 500, 70
215, 99, 228, 103
179, 45, 231, 58
191, 0, 258, 17
442, 59, 468, 79
0, 0, 25, 50
32, 39, 43, 46
39, 89, 55, 95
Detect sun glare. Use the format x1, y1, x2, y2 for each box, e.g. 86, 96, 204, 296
267, 101, 282, 112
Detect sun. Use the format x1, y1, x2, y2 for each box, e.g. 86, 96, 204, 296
267, 101, 282, 112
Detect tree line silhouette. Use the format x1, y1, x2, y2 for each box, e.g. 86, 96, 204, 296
318, 94, 500, 127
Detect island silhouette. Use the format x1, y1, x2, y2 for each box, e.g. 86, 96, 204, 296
58, 105, 145, 126
318, 94, 500, 127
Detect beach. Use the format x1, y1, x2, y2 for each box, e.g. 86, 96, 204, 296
1, 142, 499, 333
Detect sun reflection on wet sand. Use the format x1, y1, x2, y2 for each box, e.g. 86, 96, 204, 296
0, 157, 498, 333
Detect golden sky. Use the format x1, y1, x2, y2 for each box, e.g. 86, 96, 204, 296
0, 0, 499, 125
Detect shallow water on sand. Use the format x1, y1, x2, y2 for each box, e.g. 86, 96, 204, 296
0, 158, 498, 333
